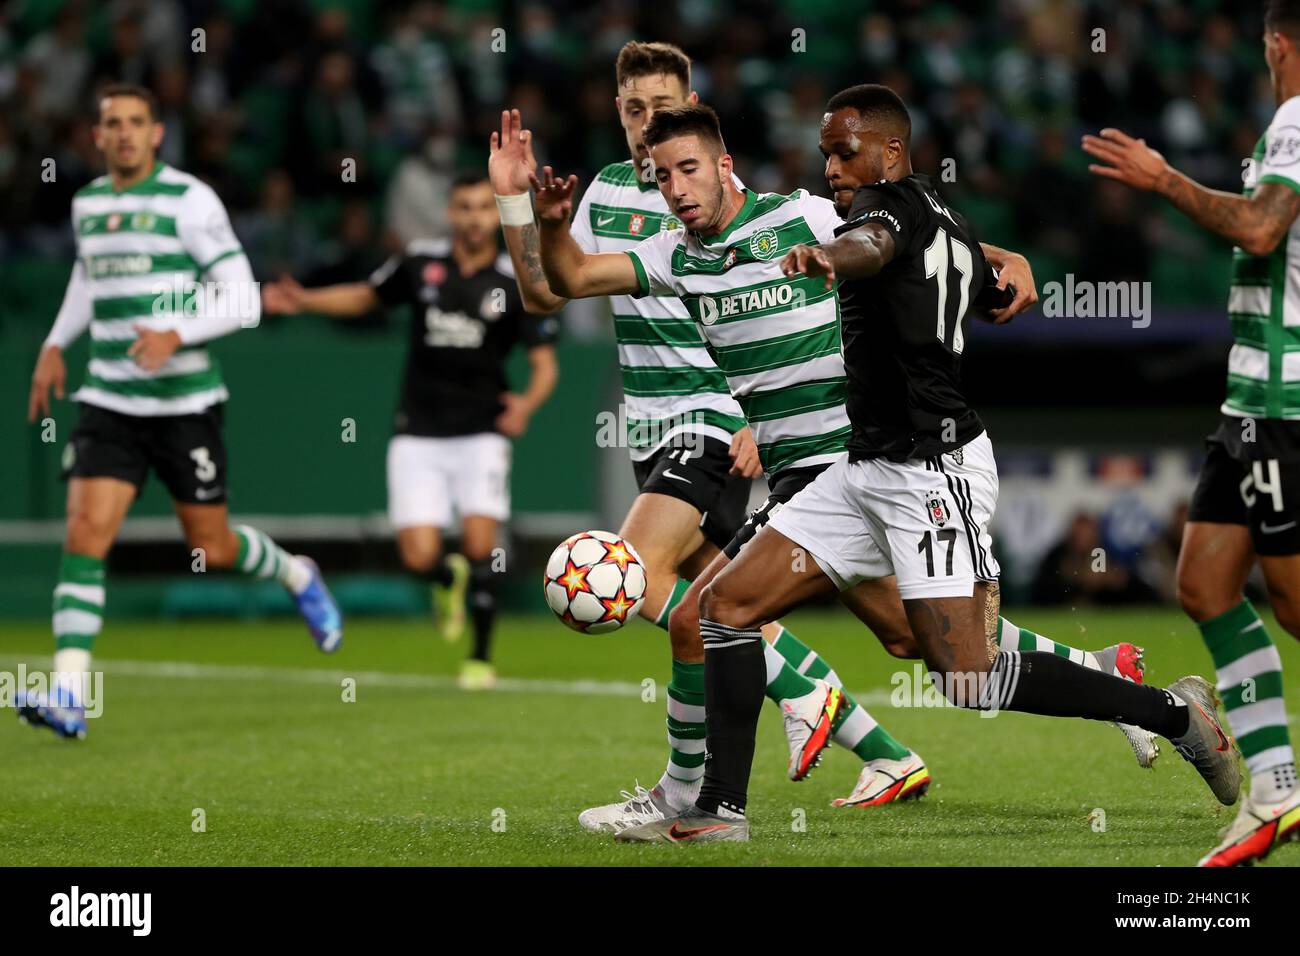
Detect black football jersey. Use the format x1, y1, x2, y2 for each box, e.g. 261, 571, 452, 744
369, 240, 558, 437
834, 174, 1001, 462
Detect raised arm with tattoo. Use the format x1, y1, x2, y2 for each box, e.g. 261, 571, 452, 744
489, 109, 567, 314
529, 166, 640, 299
1083, 127, 1300, 256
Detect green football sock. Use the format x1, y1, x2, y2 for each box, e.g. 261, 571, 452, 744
1199, 601, 1295, 800
652, 577, 691, 629
657, 659, 706, 807
53, 552, 105, 654
996, 617, 1104, 670
767, 625, 910, 762
234, 524, 310, 594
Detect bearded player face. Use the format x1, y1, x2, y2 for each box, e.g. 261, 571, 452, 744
648, 134, 731, 236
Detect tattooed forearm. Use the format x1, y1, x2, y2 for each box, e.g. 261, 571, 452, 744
520, 223, 546, 285
1158, 170, 1300, 254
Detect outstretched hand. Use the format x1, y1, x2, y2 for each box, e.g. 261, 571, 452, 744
780, 244, 836, 289
528, 166, 578, 223
1081, 128, 1167, 192
489, 108, 539, 196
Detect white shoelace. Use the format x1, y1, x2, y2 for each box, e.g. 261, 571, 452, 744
617, 784, 657, 818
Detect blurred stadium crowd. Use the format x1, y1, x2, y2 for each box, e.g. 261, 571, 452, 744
0, 0, 1273, 606
0, 0, 1277, 294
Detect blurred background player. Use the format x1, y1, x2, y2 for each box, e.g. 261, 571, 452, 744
19, 84, 342, 740
263, 173, 558, 690
1082, 0, 1300, 867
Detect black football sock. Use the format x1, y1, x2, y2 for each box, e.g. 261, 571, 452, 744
424, 557, 454, 588
468, 558, 497, 663
976, 651, 1191, 739
695, 621, 766, 817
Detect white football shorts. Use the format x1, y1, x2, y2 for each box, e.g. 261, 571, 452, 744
386, 432, 511, 530
767, 431, 1000, 599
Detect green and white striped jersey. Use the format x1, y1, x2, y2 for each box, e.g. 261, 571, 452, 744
1227, 95, 1300, 420
67, 162, 243, 416
627, 188, 850, 476
573, 160, 746, 460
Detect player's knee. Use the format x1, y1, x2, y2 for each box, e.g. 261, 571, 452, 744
1268, 589, 1300, 639
698, 579, 758, 630
1176, 568, 1237, 623
65, 511, 115, 553
880, 632, 920, 659
667, 596, 700, 657
461, 540, 496, 564
398, 543, 439, 575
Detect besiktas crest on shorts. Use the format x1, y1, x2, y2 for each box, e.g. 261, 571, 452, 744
925, 491, 949, 527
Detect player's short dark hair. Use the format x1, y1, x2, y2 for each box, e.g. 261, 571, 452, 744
615, 41, 691, 92
450, 171, 491, 193
1266, 0, 1300, 38
825, 84, 912, 147
95, 82, 159, 122
642, 104, 725, 155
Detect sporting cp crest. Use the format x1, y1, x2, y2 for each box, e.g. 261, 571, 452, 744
749, 227, 779, 260
925, 491, 949, 528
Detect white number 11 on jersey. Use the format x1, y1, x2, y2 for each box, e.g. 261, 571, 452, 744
924, 226, 973, 355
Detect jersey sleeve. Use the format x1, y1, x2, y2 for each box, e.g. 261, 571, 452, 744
835, 183, 920, 257
45, 257, 93, 348
368, 254, 410, 305
177, 182, 245, 274
798, 192, 844, 244
521, 312, 560, 348
570, 181, 597, 253
625, 229, 678, 298
1260, 96, 1300, 193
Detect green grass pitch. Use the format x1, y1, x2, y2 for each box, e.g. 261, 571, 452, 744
2, 607, 1297, 867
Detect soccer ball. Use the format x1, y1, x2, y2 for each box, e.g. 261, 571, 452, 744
543, 530, 647, 633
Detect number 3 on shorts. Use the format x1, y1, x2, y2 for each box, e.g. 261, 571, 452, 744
190, 446, 217, 483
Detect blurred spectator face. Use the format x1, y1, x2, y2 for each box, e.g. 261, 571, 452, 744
263, 170, 294, 212
649, 134, 728, 234
318, 52, 355, 98
339, 200, 372, 246
820, 107, 902, 218
112, 16, 144, 58
447, 179, 499, 250
617, 72, 694, 170
1067, 513, 1101, 553
155, 64, 187, 110
94, 94, 162, 177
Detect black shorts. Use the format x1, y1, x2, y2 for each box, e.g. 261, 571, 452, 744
62, 402, 229, 505
722, 464, 830, 559
631, 436, 751, 550
1188, 436, 1300, 556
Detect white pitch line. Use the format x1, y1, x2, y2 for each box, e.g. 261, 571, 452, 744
0, 654, 896, 706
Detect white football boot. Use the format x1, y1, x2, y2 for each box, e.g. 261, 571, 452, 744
781, 679, 843, 781
832, 753, 932, 808
578, 782, 676, 834
1198, 786, 1300, 866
